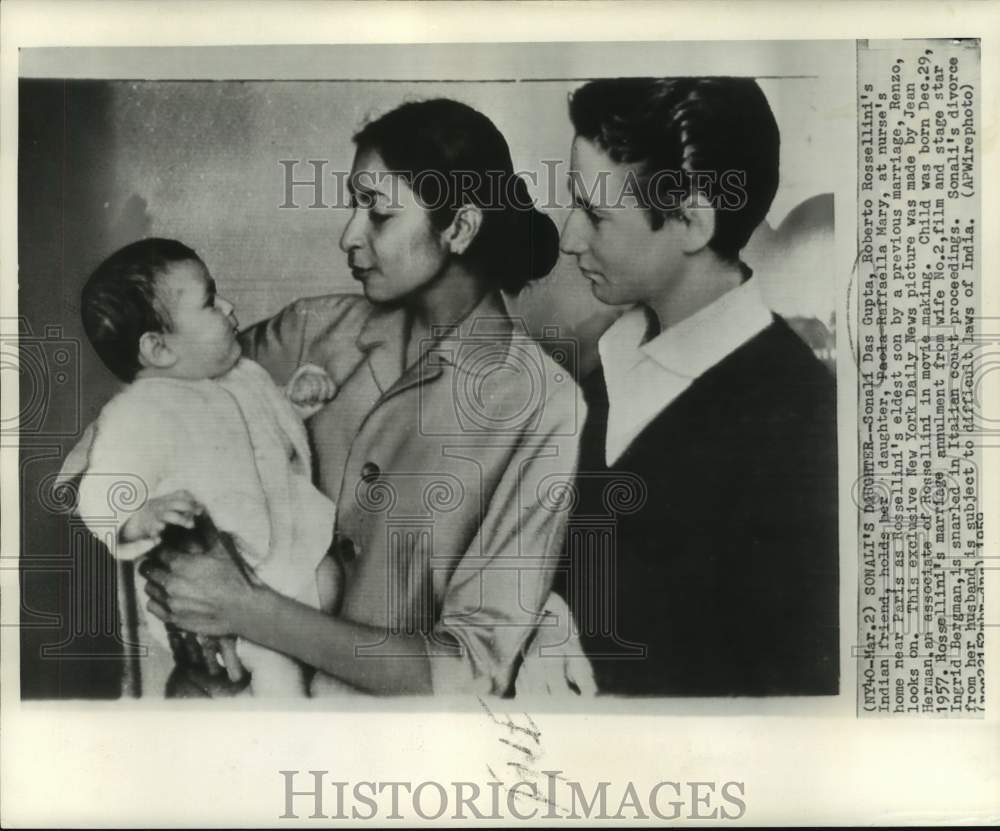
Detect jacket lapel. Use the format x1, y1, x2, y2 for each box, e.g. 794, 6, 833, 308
355, 304, 409, 396
383, 344, 445, 400
356, 292, 511, 404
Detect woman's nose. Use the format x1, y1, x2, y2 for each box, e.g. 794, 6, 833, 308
559, 208, 587, 256
217, 296, 235, 316
339, 209, 363, 253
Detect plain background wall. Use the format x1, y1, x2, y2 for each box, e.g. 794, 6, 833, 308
18, 77, 835, 697
19, 81, 122, 697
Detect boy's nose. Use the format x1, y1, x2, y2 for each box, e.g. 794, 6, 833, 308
559, 209, 588, 256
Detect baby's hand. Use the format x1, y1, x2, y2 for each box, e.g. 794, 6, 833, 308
121, 489, 203, 544
287, 363, 337, 417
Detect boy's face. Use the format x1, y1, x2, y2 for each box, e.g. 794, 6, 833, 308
157, 259, 241, 379
560, 136, 687, 308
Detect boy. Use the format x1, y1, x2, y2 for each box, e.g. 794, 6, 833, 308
71, 237, 341, 697
557, 78, 839, 696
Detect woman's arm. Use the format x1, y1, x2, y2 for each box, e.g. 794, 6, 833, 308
238, 294, 371, 388
416, 372, 587, 696
245, 591, 433, 695
142, 542, 433, 695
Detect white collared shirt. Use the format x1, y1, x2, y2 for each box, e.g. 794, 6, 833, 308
597, 278, 773, 466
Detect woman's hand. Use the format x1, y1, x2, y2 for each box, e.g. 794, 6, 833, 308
141, 537, 263, 638
144, 529, 433, 694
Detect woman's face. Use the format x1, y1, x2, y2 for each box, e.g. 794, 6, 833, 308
339, 148, 450, 305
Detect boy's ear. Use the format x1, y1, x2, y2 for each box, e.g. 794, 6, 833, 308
677, 193, 716, 254
442, 203, 483, 256
137, 331, 176, 370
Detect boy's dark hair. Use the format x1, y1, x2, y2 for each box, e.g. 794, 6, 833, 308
81, 238, 200, 382
569, 77, 780, 261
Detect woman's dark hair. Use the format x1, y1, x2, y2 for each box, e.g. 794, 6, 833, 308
353, 99, 560, 293
81, 237, 200, 382
569, 77, 780, 261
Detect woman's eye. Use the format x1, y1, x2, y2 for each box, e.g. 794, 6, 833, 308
586, 209, 602, 226
369, 211, 390, 226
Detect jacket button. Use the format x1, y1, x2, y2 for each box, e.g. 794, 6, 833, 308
360, 461, 381, 483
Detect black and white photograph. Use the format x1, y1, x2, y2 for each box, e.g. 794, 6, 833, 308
17, 54, 841, 703
2, 1, 997, 827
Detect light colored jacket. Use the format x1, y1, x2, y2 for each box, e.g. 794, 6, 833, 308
241, 291, 586, 695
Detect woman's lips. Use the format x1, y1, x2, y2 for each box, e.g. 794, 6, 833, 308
579, 267, 603, 282
351, 266, 374, 280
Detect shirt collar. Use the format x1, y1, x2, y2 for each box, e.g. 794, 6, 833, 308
597, 304, 651, 377
600, 277, 773, 382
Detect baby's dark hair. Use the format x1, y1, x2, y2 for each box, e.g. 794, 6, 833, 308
81, 238, 201, 382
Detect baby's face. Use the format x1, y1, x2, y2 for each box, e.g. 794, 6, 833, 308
158, 259, 242, 380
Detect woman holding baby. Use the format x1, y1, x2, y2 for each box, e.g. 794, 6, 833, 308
143, 99, 586, 696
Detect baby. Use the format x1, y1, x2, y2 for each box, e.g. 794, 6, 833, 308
69, 237, 340, 697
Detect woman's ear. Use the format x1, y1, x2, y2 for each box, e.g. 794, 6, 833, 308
137, 331, 176, 370
443, 203, 484, 255
677, 193, 716, 254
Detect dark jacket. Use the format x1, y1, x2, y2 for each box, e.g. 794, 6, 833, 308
558, 315, 839, 696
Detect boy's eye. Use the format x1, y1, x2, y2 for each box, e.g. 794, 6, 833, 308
572, 196, 602, 227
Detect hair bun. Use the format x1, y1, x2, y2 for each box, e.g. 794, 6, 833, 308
495, 177, 560, 292
523, 206, 561, 283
